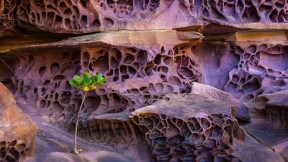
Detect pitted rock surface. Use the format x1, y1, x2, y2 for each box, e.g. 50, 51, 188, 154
130, 94, 244, 162
16, 0, 199, 33
1, 0, 288, 35
130, 93, 282, 162
72, 92, 283, 162
1, 1, 288, 160
0, 83, 38, 161
0, 31, 203, 130
0, 0, 17, 35
197, 41, 288, 101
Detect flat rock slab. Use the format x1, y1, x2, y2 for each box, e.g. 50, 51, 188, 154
190, 82, 250, 122
132, 93, 237, 119
0, 30, 202, 53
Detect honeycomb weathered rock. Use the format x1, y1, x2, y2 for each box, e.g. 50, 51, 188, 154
1, 0, 288, 35
198, 0, 288, 27
0, 31, 203, 130
82, 43, 202, 114
0, 0, 16, 35
131, 93, 244, 161
16, 0, 199, 33
0, 82, 38, 161
129, 93, 283, 162
197, 40, 288, 101
78, 112, 147, 149
75, 92, 283, 162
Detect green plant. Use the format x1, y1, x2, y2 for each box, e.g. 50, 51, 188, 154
69, 71, 105, 154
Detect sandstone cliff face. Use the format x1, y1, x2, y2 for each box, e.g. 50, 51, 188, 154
0, 0, 288, 161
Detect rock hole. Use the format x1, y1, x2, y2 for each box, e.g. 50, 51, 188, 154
53, 75, 65, 81
92, 19, 101, 27
64, 8, 72, 15
39, 66, 46, 77
154, 54, 162, 65
103, 18, 114, 28
123, 53, 135, 64
50, 63, 60, 74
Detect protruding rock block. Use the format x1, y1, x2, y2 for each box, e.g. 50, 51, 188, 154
131, 93, 244, 161
130, 93, 282, 161
191, 82, 250, 122
0, 82, 38, 161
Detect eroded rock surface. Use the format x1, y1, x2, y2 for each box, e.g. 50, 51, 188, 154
1, 0, 288, 159
0, 31, 203, 131
16, 0, 199, 33
198, 40, 288, 102
0, 29, 287, 161
246, 90, 288, 127
0, 0, 17, 35
198, 0, 288, 30
0, 83, 38, 161
131, 93, 244, 161
190, 82, 250, 122
242, 90, 288, 162
1, 0, 288, 35
130, 93, 282, 162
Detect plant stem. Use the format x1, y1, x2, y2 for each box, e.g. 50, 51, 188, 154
73, 92, 87, 154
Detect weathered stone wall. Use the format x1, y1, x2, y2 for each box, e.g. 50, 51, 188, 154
1, 0, 288, 35
0, 0, 288, 161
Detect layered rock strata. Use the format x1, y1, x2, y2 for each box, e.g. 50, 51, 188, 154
2, 0, 288, 35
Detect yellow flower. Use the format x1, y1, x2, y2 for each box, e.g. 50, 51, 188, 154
82, 86, 89, 92
89, 85, 96, 90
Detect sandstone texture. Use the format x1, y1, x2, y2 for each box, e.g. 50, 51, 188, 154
243, 90, 288, 162
131, 93, 244, 161
190, 82, 250, 122
1, 0, 288, 35
0, 83, 38, 161
1, 0, 288, 161
0, 30, 203, 130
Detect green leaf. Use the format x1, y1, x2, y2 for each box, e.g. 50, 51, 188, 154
87, 77, 92, 85
97, 73, 103, 82
69, 80, 78, 88
92, 74, 97, 82
73, 75, 82, 84
82, 72, 89, 83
